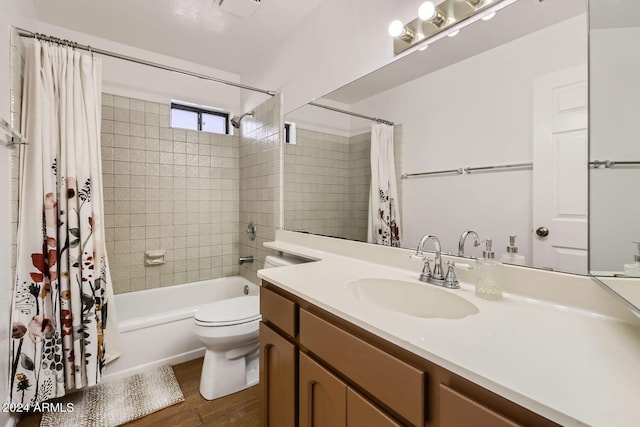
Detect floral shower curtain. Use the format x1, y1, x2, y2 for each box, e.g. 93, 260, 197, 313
10, 39, 120, 405
368, 123, 401, 247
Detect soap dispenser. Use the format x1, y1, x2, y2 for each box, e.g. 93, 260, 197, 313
500, 235, 526, 266
475, 239, 503, 300
624, 242, 640, 278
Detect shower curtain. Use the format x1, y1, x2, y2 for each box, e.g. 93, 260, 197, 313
368, 123, 401, 247
9, 39, 120, 405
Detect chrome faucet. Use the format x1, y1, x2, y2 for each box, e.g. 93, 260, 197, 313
412, 234, 460, 289
458, 230, 481, 257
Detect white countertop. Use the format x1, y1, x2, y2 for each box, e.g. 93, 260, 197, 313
258, 234, 640, 427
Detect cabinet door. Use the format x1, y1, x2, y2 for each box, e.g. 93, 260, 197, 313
347, 388, 401, 427
299, 352, 347, 427
260, 323, 296, 427
440, 384, 523, 427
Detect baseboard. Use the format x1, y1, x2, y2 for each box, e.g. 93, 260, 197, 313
101, 347, 205, 384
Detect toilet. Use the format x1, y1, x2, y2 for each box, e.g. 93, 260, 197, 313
194, 254, 307, 400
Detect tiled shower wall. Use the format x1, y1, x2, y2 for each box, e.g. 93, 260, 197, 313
284, 129, 352, 239
238, 94, 283, 284
101, 94, 240, 294
284, 125, 403, 244
348, 131, 372, 241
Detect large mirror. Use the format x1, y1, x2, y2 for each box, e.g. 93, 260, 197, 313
589, 0, 640, 311
285, 0, 588, 274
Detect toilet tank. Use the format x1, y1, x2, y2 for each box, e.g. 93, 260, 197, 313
264, 254, 308, 268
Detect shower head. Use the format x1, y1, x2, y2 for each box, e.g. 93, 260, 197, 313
230, 111, 254, 128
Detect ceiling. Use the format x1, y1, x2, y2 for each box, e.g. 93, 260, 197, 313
32, 0, 324, 75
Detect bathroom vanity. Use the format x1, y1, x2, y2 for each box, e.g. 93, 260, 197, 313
260, 284, 557, 426
257, 231, 640, 427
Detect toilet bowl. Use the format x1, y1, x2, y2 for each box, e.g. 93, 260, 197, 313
194, 295, 261, 400
194, 254, 308, 400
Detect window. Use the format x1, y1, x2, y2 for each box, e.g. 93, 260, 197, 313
170, 103, 229, 134
284, 121, 296, 145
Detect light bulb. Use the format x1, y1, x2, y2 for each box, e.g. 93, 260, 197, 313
388, 20, 405, 37
418, 2, 436, 21
418, 1, 446, 27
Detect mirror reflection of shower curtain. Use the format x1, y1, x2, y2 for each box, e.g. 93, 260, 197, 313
9, 39, 120, 405
368, 123, 401, 247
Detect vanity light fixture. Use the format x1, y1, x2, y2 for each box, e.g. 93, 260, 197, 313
388, 0, 517, 55
418, 2, 447, 27
388, 19, 417, 42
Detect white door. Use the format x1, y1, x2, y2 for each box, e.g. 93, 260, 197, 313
532, 65, 588, 274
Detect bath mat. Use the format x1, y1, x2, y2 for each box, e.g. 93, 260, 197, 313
40, 364, 184, 427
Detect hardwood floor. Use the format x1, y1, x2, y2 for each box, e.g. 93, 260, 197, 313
17, 358, 260, 427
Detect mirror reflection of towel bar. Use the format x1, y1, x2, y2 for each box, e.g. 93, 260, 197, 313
401, 162, 532, 179
590, 160, 640, 168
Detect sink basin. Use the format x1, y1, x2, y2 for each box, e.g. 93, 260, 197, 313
346, 278, 479, 319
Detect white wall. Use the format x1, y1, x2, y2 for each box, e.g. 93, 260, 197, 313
35, 22, 245, 118
1, 2, 38, 422
590, 27, 640, 271
350, 15, 587, 259
242, 0, 414, 114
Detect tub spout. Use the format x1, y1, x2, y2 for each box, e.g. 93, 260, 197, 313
239, 256, 254, 265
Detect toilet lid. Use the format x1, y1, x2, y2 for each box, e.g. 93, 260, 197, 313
195, 295, 261, 325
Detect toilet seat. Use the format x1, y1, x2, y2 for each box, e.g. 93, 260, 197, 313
195, 295, 261, 327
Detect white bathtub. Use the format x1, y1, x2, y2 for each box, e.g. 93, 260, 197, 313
103, 276, 259, 382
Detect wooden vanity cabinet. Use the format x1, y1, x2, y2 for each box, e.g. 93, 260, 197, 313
299, 351, 402, 427
299, 352, 347, 427
260, 287, 298, 427
259, 323, 297, 427
439, 384, 523, 427
347, 388, 402, 427
299, 308, 424, 426
260, 281, 560, 427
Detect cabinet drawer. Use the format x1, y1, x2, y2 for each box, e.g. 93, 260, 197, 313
299, 309, 424, 426
261, 287, 297, 337
440, 384, 523, 427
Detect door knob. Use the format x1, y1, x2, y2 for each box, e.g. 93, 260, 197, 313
536, 227, 549, 237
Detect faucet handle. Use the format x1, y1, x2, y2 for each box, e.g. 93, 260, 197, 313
419, 258, 432, 282
444, 261, 460, 289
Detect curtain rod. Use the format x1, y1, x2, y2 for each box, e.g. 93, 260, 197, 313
308, 102, 395, 126
15, 27, 276, 97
